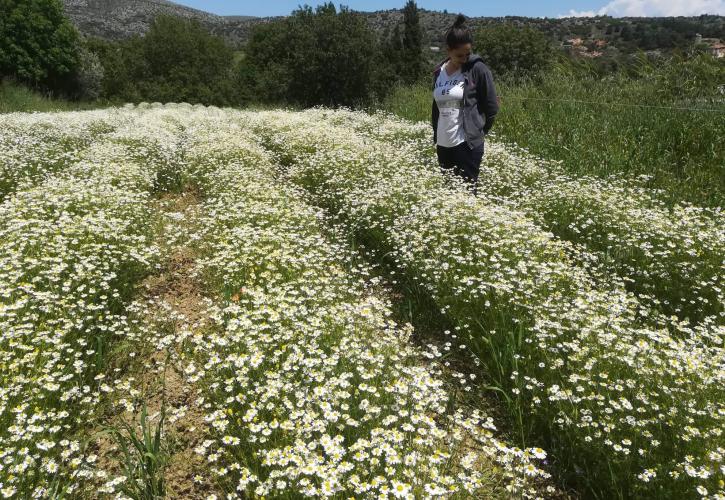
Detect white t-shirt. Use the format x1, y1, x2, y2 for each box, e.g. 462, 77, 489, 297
434, 63, 465, 148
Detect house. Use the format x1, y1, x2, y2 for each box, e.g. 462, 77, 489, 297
695, 34, 725, 57
708, 42, 725, 58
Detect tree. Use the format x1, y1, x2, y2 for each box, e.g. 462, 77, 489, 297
86, 35, 148, 102
0, 0, 80, 90
401, 1, 425, 84
140, 15, 236, 104
378, 1, 425, 87
87, 15, 239, 105
73, 43, 104, 100
380, 24, 404, 74
475, 23, 556, 80
244, 3, 378, 107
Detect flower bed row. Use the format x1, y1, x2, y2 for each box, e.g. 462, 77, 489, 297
329, 109, 724, 324
178, 112, 550, 499
0, 110, 130, 200
0, 108, 187, 497
245, 108, 724, 499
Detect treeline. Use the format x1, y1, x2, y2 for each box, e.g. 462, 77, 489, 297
0, 0, 246, 105
467, 15, 725, 52
86, 15, 239, 105
1, 0, 430, 107
2, 0, 724, 109
0, 0, 86, 97
571, 15, 724, 52
476, 23, 725, 92
236, 2, 427, 107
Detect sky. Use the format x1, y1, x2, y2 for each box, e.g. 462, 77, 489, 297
172, 0, 725, 18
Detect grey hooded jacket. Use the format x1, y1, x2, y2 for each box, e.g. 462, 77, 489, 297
432, 54, 499, 149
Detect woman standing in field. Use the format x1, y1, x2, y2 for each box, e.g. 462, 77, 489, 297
432, 14, 499, 194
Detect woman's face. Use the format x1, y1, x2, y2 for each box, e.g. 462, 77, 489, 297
447, 43, 472, 66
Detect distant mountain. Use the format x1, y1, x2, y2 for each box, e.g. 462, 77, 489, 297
60, 0, 269, 46
61, 0, 725, 54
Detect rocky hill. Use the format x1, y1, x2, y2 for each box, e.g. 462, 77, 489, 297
60, 0, 264, 46
61, 0, 725, 53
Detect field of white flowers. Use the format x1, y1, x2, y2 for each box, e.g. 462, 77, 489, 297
0, 104, 722, 499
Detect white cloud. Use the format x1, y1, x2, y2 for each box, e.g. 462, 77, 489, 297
562, 0, 725, 17
565, 9, 600, 16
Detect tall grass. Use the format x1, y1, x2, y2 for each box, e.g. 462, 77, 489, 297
0, 81, 97, 113
382, 57, 725, 207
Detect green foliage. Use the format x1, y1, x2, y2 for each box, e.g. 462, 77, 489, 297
87, 15, 239, 106
235, 23, 288, 105
492, 54, 725, 207
625, 52, 725, 99
0, 0, 80, 90
73, 43, 104, 100
465, 15, 724, 57
400, 1, 425, 84
242, 3, 378, 107
611, 17, 714, 52
0, 80, 96, 112
474, 23, 556, 80
105, 402, 167, 500
376, 24, 406, 100
85, 36, 146, 102
377, 1, 426, 90
140, 15, 236, 104
380, 81, 430, 122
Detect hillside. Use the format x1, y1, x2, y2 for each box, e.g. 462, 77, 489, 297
61, 0, 725, 53
60, 0, 265, 46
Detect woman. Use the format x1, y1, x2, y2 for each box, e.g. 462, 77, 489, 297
432, 14, 499, 195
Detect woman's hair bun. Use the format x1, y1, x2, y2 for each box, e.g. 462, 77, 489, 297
445, 13, 473, 48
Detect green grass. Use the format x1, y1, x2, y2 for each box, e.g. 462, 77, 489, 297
0, 81, 99, 114
381, 62, 725, 208
105, 401, 168, 500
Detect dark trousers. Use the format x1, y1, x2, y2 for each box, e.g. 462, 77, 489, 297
436, 142, 484, 195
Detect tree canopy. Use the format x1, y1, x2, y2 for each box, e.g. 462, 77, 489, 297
475, 23, 556, 80
243, 3, 378, 107
87, 15, 238, 105
0, 0, 80, 89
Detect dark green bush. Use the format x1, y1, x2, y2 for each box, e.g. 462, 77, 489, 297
0, 0, 80, 92
243, 3, 380, 107
88, 15, 240, 106
474, 23, 556, 80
